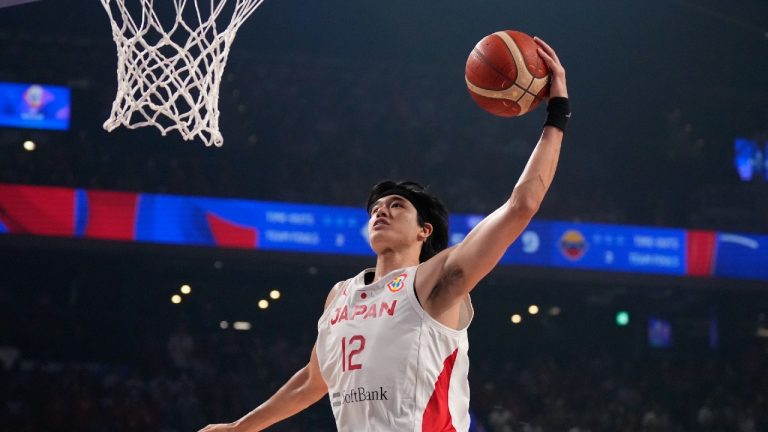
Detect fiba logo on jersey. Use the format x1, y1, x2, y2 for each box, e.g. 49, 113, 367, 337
386, 273, 408, 293
559, 229, 588, 261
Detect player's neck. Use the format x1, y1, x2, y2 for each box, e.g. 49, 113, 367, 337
373, 249, 419, 284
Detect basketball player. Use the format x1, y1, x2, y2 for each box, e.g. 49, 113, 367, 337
201, 36, 569, 432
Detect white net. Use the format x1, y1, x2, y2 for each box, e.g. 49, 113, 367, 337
100, 0, 265, 147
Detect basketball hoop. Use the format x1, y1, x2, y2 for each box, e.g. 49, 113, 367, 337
100, 0, 265, 147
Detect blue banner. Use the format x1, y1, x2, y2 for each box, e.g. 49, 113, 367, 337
0, 183, 765, 281
0, 82, 70, 130
714, 232, 768, 280
549, 222, 686, 275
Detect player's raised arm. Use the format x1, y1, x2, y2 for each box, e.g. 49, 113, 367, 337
419, 37, 569, 309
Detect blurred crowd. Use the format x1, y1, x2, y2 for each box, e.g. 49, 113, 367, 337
2, 14, 768, 432
473, 348, 767, 432
1, 286, 767, 432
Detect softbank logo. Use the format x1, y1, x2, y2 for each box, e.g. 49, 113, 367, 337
331, 386, 390, 407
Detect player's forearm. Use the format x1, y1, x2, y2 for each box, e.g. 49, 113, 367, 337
233, 366, 327, 432
509, 127, 562, 214
507, 35, 567, 214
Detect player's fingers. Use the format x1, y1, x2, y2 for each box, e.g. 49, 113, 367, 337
533, 36, 554, 55
537, 47, 565, 76
533, 36, 561, 64
536, 47, 555, 67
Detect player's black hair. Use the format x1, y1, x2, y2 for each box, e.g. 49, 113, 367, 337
366, 180, 449, 263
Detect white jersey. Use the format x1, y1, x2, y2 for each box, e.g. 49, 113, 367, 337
316, 265, 474, 432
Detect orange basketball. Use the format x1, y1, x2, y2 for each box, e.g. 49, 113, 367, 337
465, 30, 550, 117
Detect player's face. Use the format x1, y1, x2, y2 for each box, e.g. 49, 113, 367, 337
368, 195, 426, 254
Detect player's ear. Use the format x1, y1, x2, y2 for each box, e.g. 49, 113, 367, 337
418, 222, 433, 242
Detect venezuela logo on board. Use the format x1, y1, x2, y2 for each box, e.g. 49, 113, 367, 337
559, 229, 588, 261
386, 273, 408, 293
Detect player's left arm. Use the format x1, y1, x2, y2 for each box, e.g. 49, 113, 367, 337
420, 37, 569, 310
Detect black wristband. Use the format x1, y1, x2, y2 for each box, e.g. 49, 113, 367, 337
544, 97, 570, 132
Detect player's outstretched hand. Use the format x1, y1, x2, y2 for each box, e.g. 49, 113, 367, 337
534, 36, 567, 99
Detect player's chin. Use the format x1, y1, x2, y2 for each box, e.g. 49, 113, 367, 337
368, 230, 395, 250
368, 230, 384, 244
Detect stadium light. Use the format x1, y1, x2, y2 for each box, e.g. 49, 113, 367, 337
615, 310, 630, 326
269, 289, 281, 300
171, 294, 182, 304
23, 140, 35, 151
511, 314, 522, 324
528, 304, 539, 315
180, 284, 191, 294
233, 321, 251, 331
258, 299, 269, 309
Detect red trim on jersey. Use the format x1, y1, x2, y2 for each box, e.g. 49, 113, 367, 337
422, 348, 459, 432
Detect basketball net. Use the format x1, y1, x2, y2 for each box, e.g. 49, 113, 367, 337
100, 0, 265, 147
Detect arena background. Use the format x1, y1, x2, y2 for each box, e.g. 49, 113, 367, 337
1, 1, 767, 431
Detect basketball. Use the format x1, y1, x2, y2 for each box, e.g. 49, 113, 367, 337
465, 30, 550, 117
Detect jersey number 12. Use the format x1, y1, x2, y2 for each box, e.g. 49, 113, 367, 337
341, 335, 365, 372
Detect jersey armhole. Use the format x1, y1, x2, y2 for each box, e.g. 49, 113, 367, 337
412, 264, 474, 334
317, 281, 344, 329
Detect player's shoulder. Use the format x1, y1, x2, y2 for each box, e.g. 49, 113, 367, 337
323, 281, 341, 310
323, 278, 352, 310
